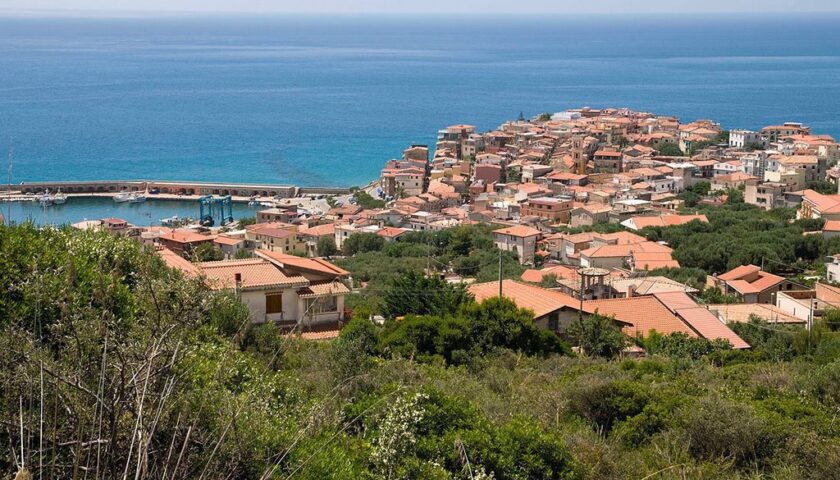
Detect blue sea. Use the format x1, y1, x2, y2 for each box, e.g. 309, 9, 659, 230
1, 13, 840, 224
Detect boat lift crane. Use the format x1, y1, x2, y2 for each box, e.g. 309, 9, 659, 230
198, 195, 234, 227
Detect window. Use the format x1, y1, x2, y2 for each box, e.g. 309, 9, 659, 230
266, 293, 283, 314
306, 296, 338, 314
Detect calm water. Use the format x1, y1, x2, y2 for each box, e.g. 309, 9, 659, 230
3, 197, 259, 226
1, 14, 840, 224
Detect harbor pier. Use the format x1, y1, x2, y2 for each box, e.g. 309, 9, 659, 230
2, 180, 351, 201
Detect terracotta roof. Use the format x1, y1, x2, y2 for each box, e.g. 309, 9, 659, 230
297, 280, 351, 299
824, 220, 840, 232
157, 247, 200, 276
198, 259, 308, 290
213, 235, 245, 246
493, 225, 542, 238
520, 265, 578, 283
377, 227, 409, 239
717, 265, 784, 295
584, 296, 693, 337
300, 223, 336, 237
597, 231, 648, 245
581, 241, 672, 259
709, 303, 804, 324
251, 224, 296, 238
804, 189, 840, 214
609, 276, 697, 295
625, 214, 708, 230
468, 280, 577, 318
159, 230, 214, 244
256, 250, 349, 277
654, 292, 749, 349
632, 251, 680, 270
718, 264, 761, 281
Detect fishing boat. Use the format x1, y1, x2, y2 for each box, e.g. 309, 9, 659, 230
128, 194, 147, 204
114, 191, 133, 203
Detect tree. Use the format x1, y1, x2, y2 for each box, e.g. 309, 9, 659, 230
317, 235, 338, 257
353, 190, 386, 209
809, 180, 837, 195
567, 313, 628, 358
234, 248, 255, 259
238, 216, 257, 226
192, 242, 224, 261
343, 232, 385, 256
655, 142, 683, 157
537, 112, 552, 122
381, 271, 472, 319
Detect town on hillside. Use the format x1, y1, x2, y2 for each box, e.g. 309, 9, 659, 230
68, 106, 840, 349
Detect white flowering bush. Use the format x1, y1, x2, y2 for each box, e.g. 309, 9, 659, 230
370, 391, 428, 478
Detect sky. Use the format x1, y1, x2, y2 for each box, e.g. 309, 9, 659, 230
0, 0, 836, 16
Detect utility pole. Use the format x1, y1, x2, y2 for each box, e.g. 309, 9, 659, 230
498, 249, 503, 297
578, 269, 584, 322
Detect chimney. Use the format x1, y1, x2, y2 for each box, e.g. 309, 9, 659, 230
627, 284, 636, 298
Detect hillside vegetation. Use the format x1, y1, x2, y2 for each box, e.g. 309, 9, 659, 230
4, 223, 840, 479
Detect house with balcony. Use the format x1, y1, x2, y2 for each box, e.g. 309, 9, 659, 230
160, 247, 349, 327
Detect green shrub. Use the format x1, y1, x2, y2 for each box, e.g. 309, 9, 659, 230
679, 397, 775, 465
567, 376, 649, 433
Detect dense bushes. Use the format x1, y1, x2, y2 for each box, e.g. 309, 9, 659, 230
641, 204, 835, 275
380, 296, 569, 364
10, 220, 840, 478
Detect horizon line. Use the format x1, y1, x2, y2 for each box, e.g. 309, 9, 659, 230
2, 9, 840, 19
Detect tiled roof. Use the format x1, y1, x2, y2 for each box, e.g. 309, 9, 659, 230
157, 247, 200, 277
377, 227, 409, 239
584, 296, 692, 337
300, 223, 336, 237
493, 225, 542, 238
251, 224, 296, 238
626, 214, 708, 230
468, 280, 577, 318
213, 235, 244, 246
609, 276, 697, 295
632, 251, 680, 270
718, 264, 761, 281
520, 265, 578, 283
199, 259, 308, 290
257, 250, 349, 277
654, 292, 749, 349
709, 303, 804, 324
581, 241, 671, 259
297, 280, 351, 299
160, 230, 214, 244
823, 220, 840, 232
802, 189, 840, 213
717, 265, 784, 294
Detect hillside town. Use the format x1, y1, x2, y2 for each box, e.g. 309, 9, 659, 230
65, 107, 840, 350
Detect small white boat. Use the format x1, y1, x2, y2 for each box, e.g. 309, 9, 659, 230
128, 194, 147, 204
36, 189, 56, 206
160, 215, 179, 226
259, 201, 276, 207
52, 189, 67, 205
114, 192, 133, 203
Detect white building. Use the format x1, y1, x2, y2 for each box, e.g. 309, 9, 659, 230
492, 225, 541, 265
729, 129, 767, 149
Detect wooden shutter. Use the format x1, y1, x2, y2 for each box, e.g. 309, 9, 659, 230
265, 293, 283, 314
